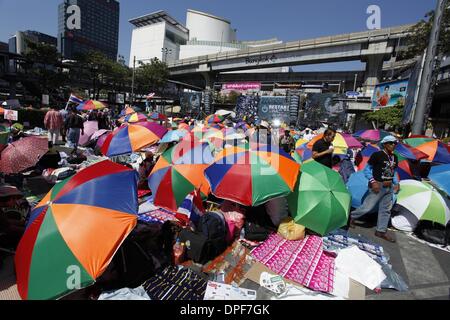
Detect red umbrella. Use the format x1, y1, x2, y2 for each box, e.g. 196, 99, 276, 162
0, 137, 48, 174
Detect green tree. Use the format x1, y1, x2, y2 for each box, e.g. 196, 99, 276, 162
22, 39, 68, 99
135, 58, 169, 96
400, 6, 450, 59
70, 51, 131, 99
226, 91, 240, 105
363, 103, 405, 132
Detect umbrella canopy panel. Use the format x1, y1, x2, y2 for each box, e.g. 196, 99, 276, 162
15, 160, 139, 300
288, 160, 351, 236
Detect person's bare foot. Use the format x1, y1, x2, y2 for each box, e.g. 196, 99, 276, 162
375, 231, 396, 243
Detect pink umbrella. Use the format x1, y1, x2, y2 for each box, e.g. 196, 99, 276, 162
79, 121, 98, 146
90, 129, 110, 141
0, 137, 48, 174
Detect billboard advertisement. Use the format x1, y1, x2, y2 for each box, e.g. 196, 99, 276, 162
180, 92, 202, 115
372, 79, 409, 109
235, 95, 260, 123
302, 93, 347, 127
258, 96, 291, 124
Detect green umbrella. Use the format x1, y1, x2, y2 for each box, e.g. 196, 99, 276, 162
397, 180, 450, 226
288, 160, 351, 236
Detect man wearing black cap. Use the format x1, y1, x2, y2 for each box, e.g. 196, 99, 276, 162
350, 136, 400, 243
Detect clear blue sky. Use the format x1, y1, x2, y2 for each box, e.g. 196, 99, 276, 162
0, 0, 436, 71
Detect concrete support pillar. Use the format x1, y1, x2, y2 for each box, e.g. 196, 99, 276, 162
362, 54, 385, 97
201, 72, 216, 90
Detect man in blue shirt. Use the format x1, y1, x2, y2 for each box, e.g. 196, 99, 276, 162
350, 136, 400, 243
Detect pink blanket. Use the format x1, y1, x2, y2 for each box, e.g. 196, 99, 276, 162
251, 233, 335, 293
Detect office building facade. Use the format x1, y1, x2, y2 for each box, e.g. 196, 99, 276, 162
58, 0, 120, 60
0, 41, 9, 52
8, 31, 57, 55
129, 9, 289, 73
129, 10, 189, 67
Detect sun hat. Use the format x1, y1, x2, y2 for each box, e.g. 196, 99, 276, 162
380, 135, 398, 145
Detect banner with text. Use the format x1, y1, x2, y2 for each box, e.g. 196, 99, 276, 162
258, 96, 290, 124
222, 82, 261, 91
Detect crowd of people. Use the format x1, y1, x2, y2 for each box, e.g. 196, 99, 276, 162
0, 105, 440, 246
1, 102, 448, 301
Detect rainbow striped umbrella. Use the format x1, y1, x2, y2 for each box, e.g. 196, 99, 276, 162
295, 142, 313, 162
15, 161, 139, 300
148, 140, 214, 211
120, 106, 137, 117
122, 113, 148, 123
101, 122, 167, 157
397, 156, 415, 181
395, 142, 429, 161
76, 100, 107, 111
205, 114, 225, 126
307, 133, 362, 155
391, 143, 428, 181
403, 137, 435, 148
160, 129, 189, 144
149, 112, 168, 121
405, 140, 450, 164
356, 144, 380, 171
205, 143, 300, 206
295, 139, 309, 149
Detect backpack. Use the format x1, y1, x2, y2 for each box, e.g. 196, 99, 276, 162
179, 211, 228, 264
243, 206, 276, 242
414, 221, 450, 246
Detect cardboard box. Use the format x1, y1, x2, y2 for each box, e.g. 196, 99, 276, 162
244, 262, 366, 300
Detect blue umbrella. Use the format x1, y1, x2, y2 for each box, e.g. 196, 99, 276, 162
346, 171, 369, 208
160, 129, 188, 144
429, 164, 450, 196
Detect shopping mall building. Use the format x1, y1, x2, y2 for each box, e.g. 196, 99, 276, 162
129, 9, 290, 73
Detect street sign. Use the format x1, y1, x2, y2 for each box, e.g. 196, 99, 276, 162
345, 91, 361, 98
